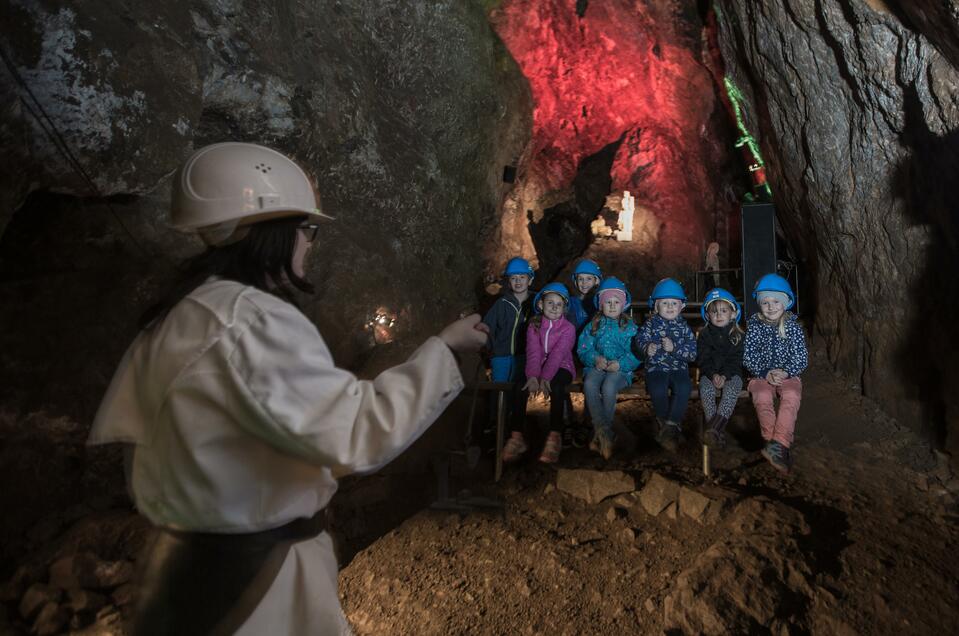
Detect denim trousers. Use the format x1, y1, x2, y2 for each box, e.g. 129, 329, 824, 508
490, 355, 520, 383
645, 370, 692, 423
583, 368, 628, 435
490, 355, 522, 425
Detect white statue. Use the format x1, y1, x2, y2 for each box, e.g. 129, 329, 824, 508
615, 191, 634, 242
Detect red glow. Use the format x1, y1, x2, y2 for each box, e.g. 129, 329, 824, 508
491, 0, 733, 268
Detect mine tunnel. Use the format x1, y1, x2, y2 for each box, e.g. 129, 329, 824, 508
1, 0, 958, 634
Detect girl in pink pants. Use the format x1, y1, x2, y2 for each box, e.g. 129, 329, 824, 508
743, 274, 808, 474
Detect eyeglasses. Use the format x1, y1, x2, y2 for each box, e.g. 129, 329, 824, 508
298, 223, 320, 243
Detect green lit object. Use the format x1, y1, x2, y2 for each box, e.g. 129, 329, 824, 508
724, 77, 773, 200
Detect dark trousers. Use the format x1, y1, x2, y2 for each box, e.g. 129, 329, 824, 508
511, 368, 574, 435
645, 370, 692, 423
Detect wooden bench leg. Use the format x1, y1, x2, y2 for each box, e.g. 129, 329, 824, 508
494, 390, 505, 483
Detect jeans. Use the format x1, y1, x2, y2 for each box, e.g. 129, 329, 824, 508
645, 370, 692, 423
490, 355, 520, 383
583, 368, 629, 435
490, 355, 522, 427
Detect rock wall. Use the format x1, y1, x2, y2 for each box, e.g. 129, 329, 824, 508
715, 0, 959, 463
0, 0, 530, 565
0, 0, 530, 406
487, 0, 747, 287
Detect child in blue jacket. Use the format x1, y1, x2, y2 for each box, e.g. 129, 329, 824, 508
576, 277, 640, 460
566, 259, 601, 330
636, 278, 697, 452
482, 257, 534, 383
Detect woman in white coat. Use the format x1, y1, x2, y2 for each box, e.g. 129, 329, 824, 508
88, 142, 489, 635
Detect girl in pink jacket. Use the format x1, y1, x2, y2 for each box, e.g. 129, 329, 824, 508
502, 283, 577, 463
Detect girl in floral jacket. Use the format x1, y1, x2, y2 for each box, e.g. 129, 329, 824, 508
744, 274, 808, 474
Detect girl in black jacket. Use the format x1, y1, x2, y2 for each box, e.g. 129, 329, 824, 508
696, 289, 745, 448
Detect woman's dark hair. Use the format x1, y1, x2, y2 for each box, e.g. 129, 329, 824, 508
139, 216, 314, 329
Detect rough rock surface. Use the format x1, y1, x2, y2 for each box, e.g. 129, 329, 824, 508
638, 472, 681, 516
663, 497, 817, 634
555, 468, 635, 504
715, 0, 959, 466
488, 0, 747, 286
0, 0, 531, 400
0, 0, 530, 564
677, 484, 727, 524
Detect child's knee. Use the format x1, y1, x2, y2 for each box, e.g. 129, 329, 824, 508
780, 388, 802, 407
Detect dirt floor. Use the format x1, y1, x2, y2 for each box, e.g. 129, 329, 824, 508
336, 346, 959, 635
1, 344, 957, 634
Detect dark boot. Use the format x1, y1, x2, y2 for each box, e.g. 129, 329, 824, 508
704, 414, 728, 449
657, 419, 682, 452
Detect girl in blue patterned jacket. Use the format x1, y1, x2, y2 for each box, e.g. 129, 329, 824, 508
576, 277, 640, 460
743, 274, 808, 474
635, 278, 697, 452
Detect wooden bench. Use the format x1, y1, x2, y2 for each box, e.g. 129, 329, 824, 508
470, 380, 748, 481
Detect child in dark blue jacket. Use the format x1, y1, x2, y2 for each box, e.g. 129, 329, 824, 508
636, 278, 697, 452
696, 288, 745, 449
482, 257, 534, 383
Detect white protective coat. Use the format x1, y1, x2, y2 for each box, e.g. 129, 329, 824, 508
89, 278, 464, 634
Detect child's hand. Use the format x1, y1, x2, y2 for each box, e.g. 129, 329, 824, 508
661, 337, 674, 352
595, 355, 608, 370
607, 360, 621, 372
522, 377, 540, 394
766, 369, 786, 386
712, 374, 725, 389
540, 379, 551, 396
645, 343, 659, 357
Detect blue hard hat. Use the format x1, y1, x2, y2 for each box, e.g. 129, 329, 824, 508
648, 278, 687, 309
503, 257, 535, 280
593, 276, 632, 309
533, 282, 571, 313
571, 259, 602, 285
752, 273, 795, 310
701, 287, 742, 323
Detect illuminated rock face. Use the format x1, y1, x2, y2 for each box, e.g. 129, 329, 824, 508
488, 0, 745, 286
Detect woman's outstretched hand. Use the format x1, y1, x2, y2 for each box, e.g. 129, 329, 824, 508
439, 314, 489, 353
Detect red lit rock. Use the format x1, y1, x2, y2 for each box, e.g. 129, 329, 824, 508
490, 0, 744, 278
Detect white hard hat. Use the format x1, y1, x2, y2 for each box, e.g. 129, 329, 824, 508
171, 142, 334, 245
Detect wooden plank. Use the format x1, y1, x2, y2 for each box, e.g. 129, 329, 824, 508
467, 381, 748, 400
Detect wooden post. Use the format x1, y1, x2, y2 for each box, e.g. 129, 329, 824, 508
494, 390, 505, 482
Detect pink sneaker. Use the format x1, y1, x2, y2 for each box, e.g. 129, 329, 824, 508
539, 432, 562, 463
502, 432, 528, 462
